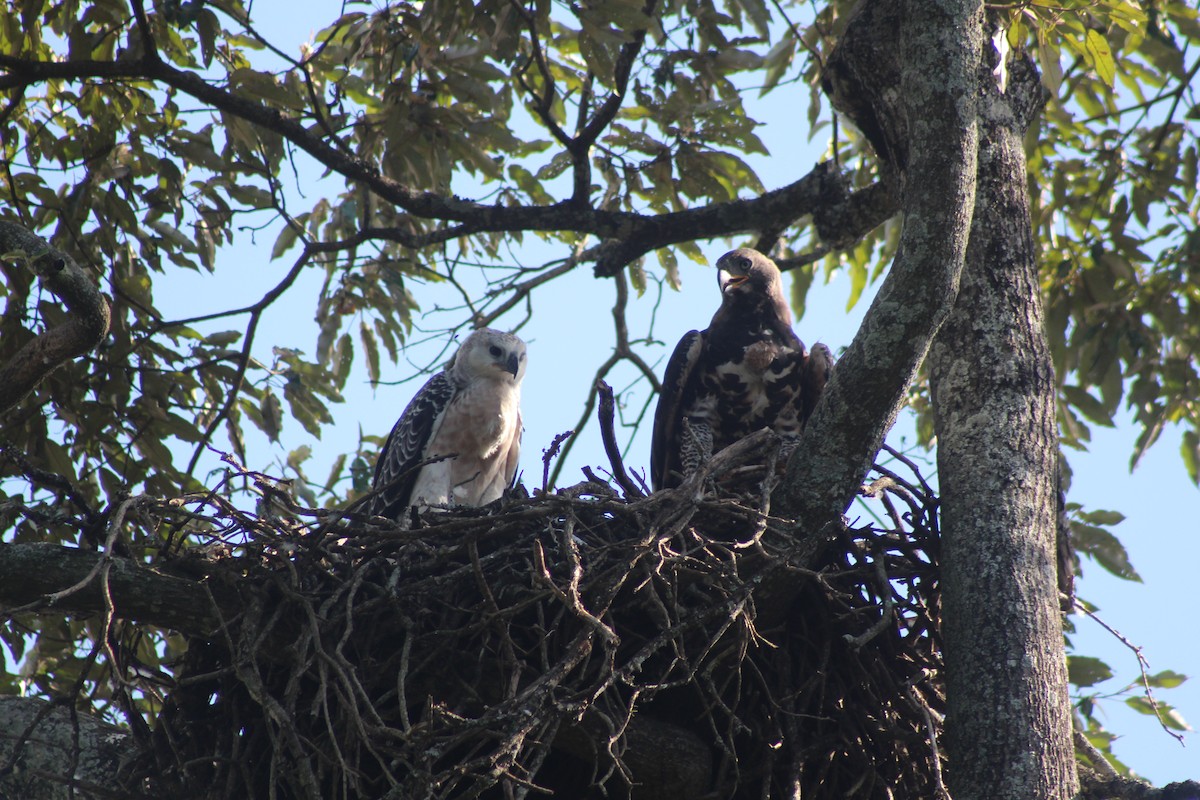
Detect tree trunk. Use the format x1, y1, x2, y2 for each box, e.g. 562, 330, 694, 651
0, 696, 132, 800
927, 50, 1078, 800
776, 0, 981, 527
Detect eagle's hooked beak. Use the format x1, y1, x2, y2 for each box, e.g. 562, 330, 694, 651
505, 352, 520, 377
720, 272, 749, 293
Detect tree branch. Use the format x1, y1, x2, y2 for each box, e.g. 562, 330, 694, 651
927, 43, 1076, 799
183, 246, 315, 478
0, 542, 240, 639
774, 0, 982, 527
0, 221, 111, 417
0, 55, 896, 276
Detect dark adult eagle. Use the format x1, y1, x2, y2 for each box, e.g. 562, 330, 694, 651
368, 328, 526, 520
650, 248, 832, 490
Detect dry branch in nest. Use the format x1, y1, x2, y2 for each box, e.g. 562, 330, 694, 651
114, 433, 944, 800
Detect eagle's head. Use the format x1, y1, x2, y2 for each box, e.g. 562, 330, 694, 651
455, 328, 528, 383
716, 248, 784, 298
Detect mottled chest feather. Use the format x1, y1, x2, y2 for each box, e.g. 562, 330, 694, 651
690, 337, 804, 441
650, 247, 832, 491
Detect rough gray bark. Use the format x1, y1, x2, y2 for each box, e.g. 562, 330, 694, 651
0, 696, 132, 800
808, 2, 1082, 796
0, 220, 111, 417
927, 50, 1078, 800
776, 0, 982, 527
0, 542, 238, 637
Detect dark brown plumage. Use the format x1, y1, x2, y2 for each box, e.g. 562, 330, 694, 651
650, 248, 832, 491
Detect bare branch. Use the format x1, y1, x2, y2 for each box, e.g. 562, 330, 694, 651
0, 542, 239, 638
596, 381, 646, 499
184, 247, 315, 478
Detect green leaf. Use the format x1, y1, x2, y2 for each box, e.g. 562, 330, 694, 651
628, 258, 647, 297
287, 445, 313, 472
230, 67, 302, 109
1146, 670, 1188, 689
535, 150, 573, 181
260, 390, 283, 443
1076, 509, 1125, 526
790, 264, 814, 322
204, 330, 243, 347
325, 453, 348, 493
847, 260, 867, 311
677, 241, 708, 266
657, 248, 681, 291
271, 222, 300, 261
1038, 40, 1063, 98
760, 35, 797, 97
1071, 523, 1142, 582
360, 321, 381, 387
196, 8, 219, 68
1181, 430, 1200, 485
1062, 385, 1115, 427
1124, 697, 1191, 731
1068, 655, 1113, 688
1006, 14, 1023, 50
333, 332, 353, 388
1084, 29, 1116, 88
1162, 707, 1191, 731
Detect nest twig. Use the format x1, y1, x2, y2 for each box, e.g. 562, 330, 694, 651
120, 439, 943, 800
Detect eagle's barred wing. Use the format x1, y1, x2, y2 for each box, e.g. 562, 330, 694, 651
650, 330, 704, 491
503, 407, 523, 491
369, 371, 457, 519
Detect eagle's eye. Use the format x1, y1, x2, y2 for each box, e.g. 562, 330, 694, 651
488, 345, 503, 357
737, 256, 751, 270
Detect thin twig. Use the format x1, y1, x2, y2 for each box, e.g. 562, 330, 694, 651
1073, 598, 1186, 744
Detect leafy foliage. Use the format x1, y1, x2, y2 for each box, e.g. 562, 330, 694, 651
1, 0, 1197, 785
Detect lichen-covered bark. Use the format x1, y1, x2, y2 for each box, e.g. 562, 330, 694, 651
927, 54, 1077, 800
0, 696, 131, 800
777, 0, 982, 527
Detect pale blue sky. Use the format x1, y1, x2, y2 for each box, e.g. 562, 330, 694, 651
143, 2, 1200, 785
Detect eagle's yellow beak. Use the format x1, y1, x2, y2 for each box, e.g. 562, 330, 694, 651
721, 274, 749, 293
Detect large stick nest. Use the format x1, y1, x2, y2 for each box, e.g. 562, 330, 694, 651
129, 436, 944, 800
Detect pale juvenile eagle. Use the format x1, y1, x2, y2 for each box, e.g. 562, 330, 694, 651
650, 248, 832, 490
369, 328, 526, 521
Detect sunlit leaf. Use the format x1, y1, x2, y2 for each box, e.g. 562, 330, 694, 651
1146, 670, 1188, 689
1084, 30, 1116, 87
657, 248, 681, 291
